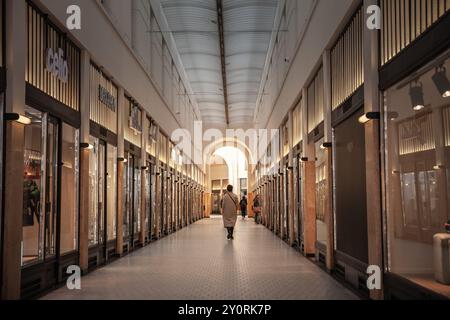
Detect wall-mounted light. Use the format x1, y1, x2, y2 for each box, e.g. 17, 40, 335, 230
391, 169, 400, 174
433, 165, 446, 170
432, 66, 450, 98
409, 81, 425, 111
5, 113, 31, 125
320, 142, 332, 150
358, 112, 380, 124
80, 142, 94, 150
118, 157, 128, 163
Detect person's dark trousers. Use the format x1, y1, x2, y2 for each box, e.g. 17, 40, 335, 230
227, 227, 234, 239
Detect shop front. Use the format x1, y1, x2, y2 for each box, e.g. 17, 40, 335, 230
380, 2, 450, 298
21, 1, 81, 298
87, 63, 118, 270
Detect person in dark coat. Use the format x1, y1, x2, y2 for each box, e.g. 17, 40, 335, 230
240, 195, 248, 220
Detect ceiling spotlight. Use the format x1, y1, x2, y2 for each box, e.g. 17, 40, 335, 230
409, 82, 425, 111
432, 66, 450, 98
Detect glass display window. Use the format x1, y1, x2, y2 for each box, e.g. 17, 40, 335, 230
60, 124, 79, 254
22, 106, 79, 265
315, 138, 327, 247
384, 51, 450, 297
106, 144, 117, 241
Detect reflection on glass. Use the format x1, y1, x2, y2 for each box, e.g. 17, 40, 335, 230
60, 124, 79, 254
22, 107, 43, 266
88, 137, 99, 246
107, 145, 117, 241
385, 53, 450, 297
45, 119, 58, 259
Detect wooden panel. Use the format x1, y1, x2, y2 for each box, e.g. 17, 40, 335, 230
89, 63, 118, 133
331, 7, 364, 110
381, 0, 450, 65
26, 2, 80, 111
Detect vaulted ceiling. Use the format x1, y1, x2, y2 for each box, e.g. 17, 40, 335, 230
160, 0, 278, 129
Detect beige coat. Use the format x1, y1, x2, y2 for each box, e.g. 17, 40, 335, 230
221, 191, 239, 228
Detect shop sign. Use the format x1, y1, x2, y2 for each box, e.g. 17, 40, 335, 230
129, 105, 142, 134
45, 48, 69, 83
98, 85, 117, 112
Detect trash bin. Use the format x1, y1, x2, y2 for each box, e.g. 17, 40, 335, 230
433, 233, 450, 285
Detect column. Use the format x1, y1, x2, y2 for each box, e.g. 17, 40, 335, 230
1, 0, 26, 300
116, 87, 125, 255
322, 50, 335, 271
140, 114, 148, 245
302, 88, 316, 256
79, 49, 90, 273
363, 0, 383, 300
288, 109, 295, 245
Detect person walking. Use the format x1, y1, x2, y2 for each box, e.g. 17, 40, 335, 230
253, 195, 262, 224
222, 185, 239, 240
240, 195, 248, 220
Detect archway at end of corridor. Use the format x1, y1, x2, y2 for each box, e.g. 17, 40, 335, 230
203, 138, 255, 219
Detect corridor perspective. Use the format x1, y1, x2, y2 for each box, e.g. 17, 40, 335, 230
42, 217, 357, 300
1, 0, 450, 304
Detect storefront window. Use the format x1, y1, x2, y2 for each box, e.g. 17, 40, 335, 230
88, 137, 99, 247
107, 145, 117, 241
315, 139, 327, 246
60, 124, 79, 254
22, 107, 59, 265
384, 52, 450, 297
22, 107, 43, 265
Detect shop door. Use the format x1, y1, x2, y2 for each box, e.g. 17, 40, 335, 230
145, 163, 153, 242
122, 153, 141, 250
88, 138, 107, 266
127, 154, 141, 249
334, 109, 368, 264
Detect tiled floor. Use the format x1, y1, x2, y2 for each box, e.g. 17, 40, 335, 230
42, 216, 358, 300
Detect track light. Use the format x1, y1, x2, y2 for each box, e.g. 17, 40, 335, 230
433, 165, 446, 170
320, 142, 332, 149
300, 157, 308, 162
358, 112, 380, 124
4, 113, 31, 125
409, 82, 425, 111
432, 66, 450, 98
118, 157, 127, 163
